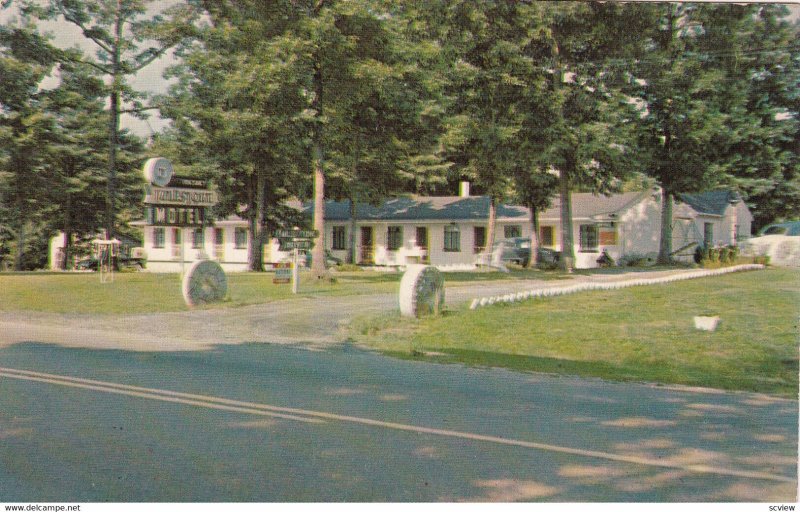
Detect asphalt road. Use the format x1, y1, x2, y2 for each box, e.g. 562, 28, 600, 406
0, 341, 796, 502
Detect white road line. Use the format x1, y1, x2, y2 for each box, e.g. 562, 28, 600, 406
0, 370, 322, 424
0, 366, 793, 484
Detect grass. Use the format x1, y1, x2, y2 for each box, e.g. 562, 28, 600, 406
0, 265, 555, 315
0, 271, 386, 314
348, 267, 800, 397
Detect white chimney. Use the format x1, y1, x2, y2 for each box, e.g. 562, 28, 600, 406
459, 181, 470, 197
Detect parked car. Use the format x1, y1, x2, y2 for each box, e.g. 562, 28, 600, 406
758, 221, 800, 236
536, 247, 561, 269
491, 237, 532, 267
76, 255, 146, 271
741, 221, 800, 267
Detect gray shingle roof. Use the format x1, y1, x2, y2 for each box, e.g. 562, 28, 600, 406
678, 190, 741, 217
297, 196, 530, 222
541, 191, 648, 220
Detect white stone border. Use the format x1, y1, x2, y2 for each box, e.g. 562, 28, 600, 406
468, 264, 765, 311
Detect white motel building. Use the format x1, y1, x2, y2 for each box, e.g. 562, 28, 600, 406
51, 185, 752, 273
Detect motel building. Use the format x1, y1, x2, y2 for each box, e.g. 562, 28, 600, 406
50, 185, 752, 273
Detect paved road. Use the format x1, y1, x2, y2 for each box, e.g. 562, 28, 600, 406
0, 342, 796, 502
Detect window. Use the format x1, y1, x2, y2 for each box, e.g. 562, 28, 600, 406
444, 224, 460, 252
387, 226, 403, 251
173, 228, 182, 245
235, 227, 248, 249
704, 223, 714, 247
214, 228, 224, 246
415, 227, 428, 249
473, 226, 486, 253
540, 226, 554, 247
153, 228, 165, 248
579, 224, 599, 252
332, 226, 346, 251
504, 225, 522, 238
192, 228, 205, 249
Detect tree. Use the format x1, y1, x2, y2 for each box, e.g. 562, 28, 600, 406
17, 0, 198, 240
630, 3, 762, 262
40, 62, 110, 269
158, 2, 313, 271
0, 21, 57, 270
722, 5, 800, 230
430, 1, 537, 259
510, 166, 557, 267
523, 2, 644, 270
169, 0, 421, 275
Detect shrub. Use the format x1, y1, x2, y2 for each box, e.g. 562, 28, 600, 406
619, 253, 648, 267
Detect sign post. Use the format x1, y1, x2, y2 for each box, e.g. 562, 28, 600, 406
274, 228, 318, 295
292, 248, 300, 294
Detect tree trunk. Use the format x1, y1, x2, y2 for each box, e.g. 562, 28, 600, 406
62, 194, 73, 270
528, 205, 540, 268
559, 167, 575, 271
347, 197, 357, 265
247, 174, 262, 271
483, 196, 497, 261
14, 222, 26, 271
657, 187, 674, 265
106, 0, 123, 241
253, 165, 267, 272
310, 61, 327, 279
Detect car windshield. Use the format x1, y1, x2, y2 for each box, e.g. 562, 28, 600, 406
763, 226, 788, 235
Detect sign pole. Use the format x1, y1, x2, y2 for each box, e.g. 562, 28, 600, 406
292, 248, 300, 294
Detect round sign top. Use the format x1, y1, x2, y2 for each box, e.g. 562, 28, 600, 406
143, 157, 174, 187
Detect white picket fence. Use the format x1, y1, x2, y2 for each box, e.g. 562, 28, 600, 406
468, 264, 765, 311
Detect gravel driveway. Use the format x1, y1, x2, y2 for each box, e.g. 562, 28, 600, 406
0, 267, 752, 352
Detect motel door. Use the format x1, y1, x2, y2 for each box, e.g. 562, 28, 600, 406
360, 226, 375, 264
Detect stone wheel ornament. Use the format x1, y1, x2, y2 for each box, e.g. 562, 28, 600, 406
182, 260, 228, 307
399, 265, 445, 318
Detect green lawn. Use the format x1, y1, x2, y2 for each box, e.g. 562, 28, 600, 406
0, 266, 548, 315
0, 271, 382, 314
349, 267, 800, 397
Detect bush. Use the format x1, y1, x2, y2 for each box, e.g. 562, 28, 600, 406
695, 244, 741, 268
619, 253, 650, 267
753, 254, 771, 266
336, 264, 363, 272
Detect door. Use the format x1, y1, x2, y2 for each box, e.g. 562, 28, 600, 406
416, 227, 429, 262
360, 226, 374, 264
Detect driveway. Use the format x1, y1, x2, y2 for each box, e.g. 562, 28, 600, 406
0, 267, 733, 352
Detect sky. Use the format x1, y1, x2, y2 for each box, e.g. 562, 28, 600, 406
1, 1, 798, 139
0, 1, 179, 138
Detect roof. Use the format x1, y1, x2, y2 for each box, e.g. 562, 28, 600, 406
296, 196, 530, 222
539, 190, 649, 221
678, 190, 741, 217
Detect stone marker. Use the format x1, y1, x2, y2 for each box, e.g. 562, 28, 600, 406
399, 265, 445, 318
182, 260, 228, 307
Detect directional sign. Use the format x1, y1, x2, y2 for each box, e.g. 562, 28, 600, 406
279, 240, 314, 251
274, 229, 319, 239
273, 263, 291, 284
